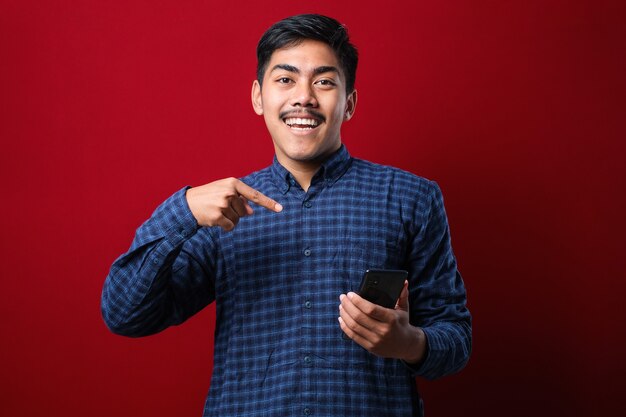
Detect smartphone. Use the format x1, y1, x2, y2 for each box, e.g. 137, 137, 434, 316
358, 269, 408, 309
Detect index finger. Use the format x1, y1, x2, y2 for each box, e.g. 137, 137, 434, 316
235, 180, 283, 213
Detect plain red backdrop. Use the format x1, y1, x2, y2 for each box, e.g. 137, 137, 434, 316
1, 1, 624, 416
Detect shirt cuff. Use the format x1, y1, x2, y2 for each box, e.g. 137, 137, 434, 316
401, 326, 447, 379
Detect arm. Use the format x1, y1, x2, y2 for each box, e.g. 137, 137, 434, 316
403, 181, 472, 379
101, 178, 283, 337
339, 181, 471, 379
101, 187, 215, 337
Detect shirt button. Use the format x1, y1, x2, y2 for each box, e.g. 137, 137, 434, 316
304, 300, 312, 309
304, 201, 312, 208
304, 355, 312, 364
303, 408, 311, 416
180, 229, 188, 237
303, 249, 311, 257
152, 258, 159, 265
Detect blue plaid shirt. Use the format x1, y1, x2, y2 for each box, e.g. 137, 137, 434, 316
102, 145, 471, 417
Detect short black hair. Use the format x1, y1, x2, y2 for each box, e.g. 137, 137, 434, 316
256, 14, 358, 94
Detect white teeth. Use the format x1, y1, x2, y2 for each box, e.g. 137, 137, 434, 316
285, 117, 319, 127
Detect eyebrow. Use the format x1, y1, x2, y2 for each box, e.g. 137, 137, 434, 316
270, 64, 340, 76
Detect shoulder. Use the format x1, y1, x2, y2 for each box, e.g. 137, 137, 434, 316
349, 157, 438, 199
346, 158, 445, 235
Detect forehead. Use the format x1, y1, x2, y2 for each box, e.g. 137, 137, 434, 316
266, 39, 343, 75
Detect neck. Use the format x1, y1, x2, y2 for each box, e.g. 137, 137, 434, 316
279, 159, 321, 192
275, 143, 342, 192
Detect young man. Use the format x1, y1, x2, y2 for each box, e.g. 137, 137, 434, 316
102, 14, 471, 417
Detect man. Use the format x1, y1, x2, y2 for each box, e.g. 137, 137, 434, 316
102, 14, 471, 417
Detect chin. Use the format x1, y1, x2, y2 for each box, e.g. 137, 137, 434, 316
281, 143, 322, 161
275, 137, 340, 164
286, 151, 320, 163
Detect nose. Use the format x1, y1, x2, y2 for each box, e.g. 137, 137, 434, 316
290, 82, 318, 108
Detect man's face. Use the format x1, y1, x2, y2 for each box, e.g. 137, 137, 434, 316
252, 40, 357, 169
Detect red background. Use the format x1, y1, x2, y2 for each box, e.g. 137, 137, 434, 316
1, 1, 624, 416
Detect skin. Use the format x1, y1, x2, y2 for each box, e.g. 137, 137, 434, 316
339, 281, 427, 364
251, 39, 356, 191
186, 177, 282, 231
186, 38, 426, 364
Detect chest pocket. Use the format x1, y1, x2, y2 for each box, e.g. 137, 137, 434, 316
333, 239, 405, 293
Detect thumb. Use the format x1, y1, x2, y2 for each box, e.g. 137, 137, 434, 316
395, 280, 410, 312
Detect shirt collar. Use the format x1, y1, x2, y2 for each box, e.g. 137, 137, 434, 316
271, 145, 352, 194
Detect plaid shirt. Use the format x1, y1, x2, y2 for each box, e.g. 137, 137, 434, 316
102, 145, 471, 417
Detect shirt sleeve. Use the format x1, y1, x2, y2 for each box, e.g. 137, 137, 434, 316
404, 181, 472, 380
101, 187, 217, 337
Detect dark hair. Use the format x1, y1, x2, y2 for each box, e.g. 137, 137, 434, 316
256, 14, 358, 94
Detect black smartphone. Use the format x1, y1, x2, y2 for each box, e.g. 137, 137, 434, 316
358, 269, 408, 309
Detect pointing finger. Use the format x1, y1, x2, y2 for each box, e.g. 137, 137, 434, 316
235, 180, 283, 212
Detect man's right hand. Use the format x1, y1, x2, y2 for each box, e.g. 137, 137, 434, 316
185, 178, 283, 231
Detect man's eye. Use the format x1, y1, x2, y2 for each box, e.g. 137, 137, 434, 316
277, 77, 292, 84
316, 79, 336, 87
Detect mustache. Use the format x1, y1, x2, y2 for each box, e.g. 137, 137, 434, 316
279, 109, 326, 123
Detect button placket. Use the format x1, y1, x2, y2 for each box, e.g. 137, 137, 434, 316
300, 186, 319, 416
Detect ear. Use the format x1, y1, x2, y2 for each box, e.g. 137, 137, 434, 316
344, 89, 357, 121
251, 80, 264, 115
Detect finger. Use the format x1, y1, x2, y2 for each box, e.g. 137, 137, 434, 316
239, 195, 254, 215
347, 292, 394, 323
339, 316, 359, 340
395, 280, 409, 311
230, 195, 250, 218
215, 215, 236, 232
219, 207, 240, 231
340, 294, 380, 332
234, 180, 283, 212
338, 308, 374, 342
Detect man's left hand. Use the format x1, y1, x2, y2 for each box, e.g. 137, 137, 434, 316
338, 281, 427, 364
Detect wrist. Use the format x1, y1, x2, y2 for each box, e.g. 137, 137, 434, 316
184, 187, 203, 225
402, 326, 427, 365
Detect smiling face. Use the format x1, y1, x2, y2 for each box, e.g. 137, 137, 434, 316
252, 40, 357, 172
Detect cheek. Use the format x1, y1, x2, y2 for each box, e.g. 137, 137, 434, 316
261, 90, 284, 115
329, 104, 347, 125
328, 95, 347, 117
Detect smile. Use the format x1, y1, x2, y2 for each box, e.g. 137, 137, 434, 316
284, 117, 320, 130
